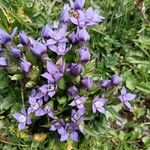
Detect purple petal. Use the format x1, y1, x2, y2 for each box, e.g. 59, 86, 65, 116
20, 108, 27, 116
50, 125, 56, 131
47, 61, 59, 74
126, 93, 136, 101
124, 101, 132, 110
41, 72, 54, 83
97, 107, 106, 115
69, 100, 76, 106
70, 131, 78, 142
60, 132, 69, 141
47, 39, 57, 45
121, 86, 127, 95
18, 122, 26, 131
35, 108, 46, 116
58, 127, 66, 135
92, 105, 96, 113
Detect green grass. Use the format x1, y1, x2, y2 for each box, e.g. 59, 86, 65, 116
0, 0, 150, 149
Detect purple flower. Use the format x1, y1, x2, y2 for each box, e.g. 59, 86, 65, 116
92, 95, 108, 114
100, 80, 112, 89
20, 59, 32, 73
71, 109, 85, 123
78, 47, 91, 63
70, 10, 86, 28
9, 46, 22, 59
19, 31, 30, 46
39, 84, 57, 98
81, 77, 93, 90
111, 75, 122, 86
76, 27, 90, 43
50, 120, 65, 135
68, 85, 78, 96
0, 28, 11, 44
70, 0, 85, 10
46, 24, 71, 55
60, 123, 79, 142
28, 97, 45, 116
119, 86, 136, 110
68, 31, 77, 43
0, 57, 8, 67
60, 4, 70, 23
31, 88, 49, 102
66, 63, 83, 77
29, 38, 47, 57
69, 95, 87, 109
13, 108, 31, 131
85, 7, 105, 26
41, 60, 63, 83
44, 106, 54, 118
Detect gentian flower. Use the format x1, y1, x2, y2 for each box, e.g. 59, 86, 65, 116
81, 77, 93, 90
69, 95, 87, 109
50, 120, 65, 135
78, 47, 91, 63
66, 63, 83, 76
92, 95, 108, 114
19, 31, 30, 47
39, 84, 57, 98
29, 38, 47, 57
119, 86, 136, 110
44, 106, 54, 118
111, 75, 122, 86
9, 46, 22, 59
85, 7, 105, 26
69, 0, 85, 10
70, 10, 86, 28
100, 80, 112, 89
68, 85, 78, 96
60, 123, 79, 142
46, 24, 70, 55
31, 88, 49, 102
41, 60, 63, 83
0, 57, 8, 67
13, 108, 31, 131
71, 109, 85, 123
28, 97, 45, 116
76, 27, 90, 43
0, 28, 12, 44
20, 59, 32, 73
60, 4, 70, 23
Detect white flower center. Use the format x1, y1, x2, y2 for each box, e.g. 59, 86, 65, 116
32, 103, 39, 110
76, 99, 82, 105
95, 101, 103, 108
18, 115, 26, 123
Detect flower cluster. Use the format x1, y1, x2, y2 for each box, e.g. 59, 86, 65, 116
0, 0, 136, 142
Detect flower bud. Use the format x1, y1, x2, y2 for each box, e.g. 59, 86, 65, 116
67, 63, 83, 77
10, 46, 22, 60
19, 31, 30, 46
111, 75, 122, 86
0, 57, 8, 67
68, 85, 78, 96
78, 47, 90, 63
100, 80, 111, 89
29, 38, 47, 57
0, 28, 11, 44
76, 28, 90, 43
20, 59, 32, 73
81, 77, 93, 90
